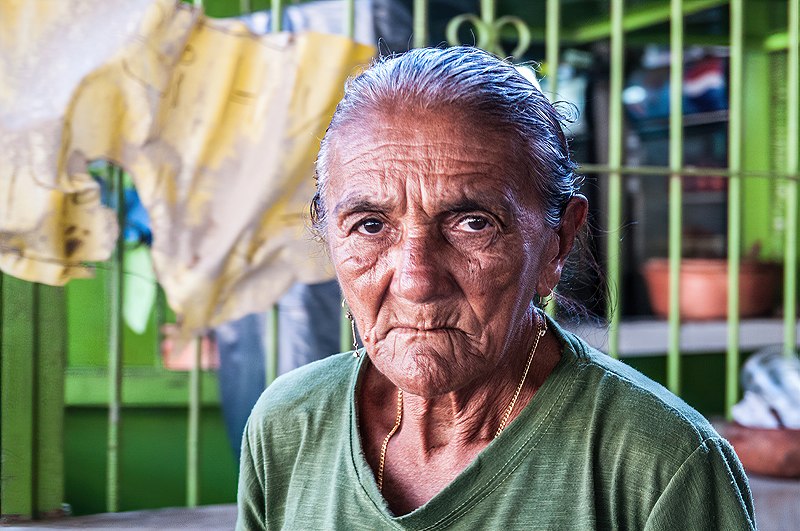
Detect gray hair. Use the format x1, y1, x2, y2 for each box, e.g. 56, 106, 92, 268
311, 46, 582, 234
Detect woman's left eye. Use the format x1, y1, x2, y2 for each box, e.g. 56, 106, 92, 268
458, 216, 491, 232
355, 218, 384, 235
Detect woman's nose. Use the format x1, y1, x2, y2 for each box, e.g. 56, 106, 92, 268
390, 232, 452, 303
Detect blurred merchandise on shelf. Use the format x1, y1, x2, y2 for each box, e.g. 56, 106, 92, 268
623, 45, 728, 122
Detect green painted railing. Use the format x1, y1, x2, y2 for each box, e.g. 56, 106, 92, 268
785, 0, 800, 360
0, 276, 67, 522
606, 0, 625, 360
439, 0, 800, 416
726, 0, 744, 419
106, 167, 125, 512
667, 0, 684, 394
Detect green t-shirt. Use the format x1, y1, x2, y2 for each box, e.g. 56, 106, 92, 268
237, 322, 756, 530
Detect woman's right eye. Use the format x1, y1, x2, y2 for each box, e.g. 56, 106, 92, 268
355, 219, 384, 235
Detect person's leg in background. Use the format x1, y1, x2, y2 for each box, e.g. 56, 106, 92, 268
216, 279, 341, 459
277, 279, 342, 375
215, 313, 267, 460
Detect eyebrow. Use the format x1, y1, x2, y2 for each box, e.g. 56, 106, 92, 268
333, 196, 388, 217
442, 197, 515, 223
333, 193, 518, 222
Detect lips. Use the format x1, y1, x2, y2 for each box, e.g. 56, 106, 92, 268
391, 326, 453, 333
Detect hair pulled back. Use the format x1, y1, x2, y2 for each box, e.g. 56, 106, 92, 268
312, 46, 583, 235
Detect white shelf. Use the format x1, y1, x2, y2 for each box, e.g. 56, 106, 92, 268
564, 318, 800, 358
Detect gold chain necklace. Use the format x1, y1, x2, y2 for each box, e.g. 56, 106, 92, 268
376, 312, 547, 492
377, 387, 403, 492
494, 314, 547, 438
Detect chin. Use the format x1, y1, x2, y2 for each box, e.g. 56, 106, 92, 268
370, 333, 484, 398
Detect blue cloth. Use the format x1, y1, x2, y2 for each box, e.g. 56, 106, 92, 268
216, 280, 342, 459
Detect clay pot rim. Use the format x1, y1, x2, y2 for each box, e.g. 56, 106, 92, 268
727, 422, 800, 436
644, 257, 782, 274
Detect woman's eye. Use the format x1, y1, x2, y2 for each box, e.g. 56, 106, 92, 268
356, 219, 384, 235
458, 216, 491, 232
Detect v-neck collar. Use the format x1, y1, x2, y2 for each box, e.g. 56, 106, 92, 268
346, 316, 583, 530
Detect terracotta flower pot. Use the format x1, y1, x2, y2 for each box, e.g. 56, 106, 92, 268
717, 422, 800, 478
642, 258, 781, 320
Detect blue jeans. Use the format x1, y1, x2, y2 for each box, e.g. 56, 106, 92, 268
216, 280, 341, 459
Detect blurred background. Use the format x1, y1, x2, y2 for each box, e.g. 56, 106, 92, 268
2, 0, 799, 528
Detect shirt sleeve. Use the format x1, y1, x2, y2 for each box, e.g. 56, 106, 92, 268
236, 419, 267, 531
644, 437, 757, 531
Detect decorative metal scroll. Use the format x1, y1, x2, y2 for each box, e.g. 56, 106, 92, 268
445, 7, 531, 58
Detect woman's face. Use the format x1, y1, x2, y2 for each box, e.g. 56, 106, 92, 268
325, 107, 565, 398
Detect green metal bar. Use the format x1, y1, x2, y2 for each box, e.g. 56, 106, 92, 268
566, 0, 728, 44
35, 285, 66, 517
239, 0, 251, 14
345, 0, 355, 39
606, 0, 624, 359
30, 283, 40, 516
578, 163, 800, 180
266, 306, 279, 385
546, 0, 560, 98
106, 165, 125, 513
625, 33, 731, 47
186, 338, 202, 507
784, 0, 800, 358
666, 0, 684, 395
0, 276, 35, 519
272, 0, 284, 32
726, 0, 744, 420
262, 0, 283, 390
65, 368, 221, 407
480, 0, 496, 25
340, 307, 353, 354
412, 0, 428, 48
764, 31, 791, 52
543, 0, 560, 318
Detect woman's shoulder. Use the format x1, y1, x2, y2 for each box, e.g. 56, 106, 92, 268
247, 352, 359, 431
545, 324, 755, 528
554, 324, 719, 448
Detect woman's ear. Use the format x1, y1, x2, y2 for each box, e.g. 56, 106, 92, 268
537, 194, 588, 296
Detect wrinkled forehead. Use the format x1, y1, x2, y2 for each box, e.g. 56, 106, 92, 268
322, 105, 541, 211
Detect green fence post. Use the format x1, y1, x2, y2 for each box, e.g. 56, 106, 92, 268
413, 0, 428, 48
667, 0, 684, 395
606, 0, 624, 359
546, 0, 560, 98
480, 0, 496, 28
726, 0, 744, 420
340, 306, 353, 354
0, 276, 35, 521
35, 284, 66, 518
263, 0, 284, 388
266, 307, 280, 385
784, 0, 800, 358
272, 0, 284, 32
187, 339, 202, 507
345, 0, 355, 39
107, 165, 125, 512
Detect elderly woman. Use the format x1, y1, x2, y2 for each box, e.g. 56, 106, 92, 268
237, 47, 755, 530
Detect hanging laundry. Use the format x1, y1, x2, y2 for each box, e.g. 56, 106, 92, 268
241, 0, 375, 43
0, 0, 375, 331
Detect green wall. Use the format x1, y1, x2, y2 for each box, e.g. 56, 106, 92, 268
63, 254, 237, 516
627, 353, 728, 416
64, 407, 237, 516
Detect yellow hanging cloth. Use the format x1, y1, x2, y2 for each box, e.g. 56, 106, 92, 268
0, 0, 375, 331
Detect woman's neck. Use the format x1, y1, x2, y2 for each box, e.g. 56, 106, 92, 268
358, 317, 562, 514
